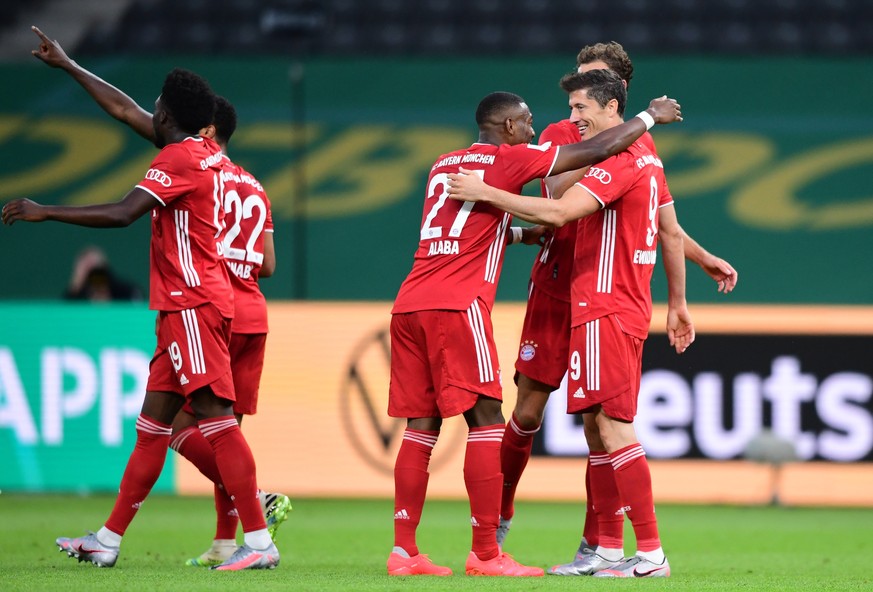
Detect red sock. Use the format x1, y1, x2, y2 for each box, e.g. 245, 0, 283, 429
170, 426, 222, 483
588, 450, 624, 549
610, 443, 660, 552
213, 483, 239, 540
105, 414, 172, 535
198, 416, 266, 533
393, 429, 438, 556
169, 426, 237, 539
499, 414, 539, 520
582, 456, 599, 546
464, 424, 503, 561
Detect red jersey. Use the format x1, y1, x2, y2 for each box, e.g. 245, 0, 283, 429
136, 136, 233, 318
570, 136, 673, 339
529, 120, 580, 302
530, 123, 661, 304
219, 156, 273, 334
392, 141, 559, 313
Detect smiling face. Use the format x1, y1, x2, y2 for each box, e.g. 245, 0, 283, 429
567, 88, 613, 140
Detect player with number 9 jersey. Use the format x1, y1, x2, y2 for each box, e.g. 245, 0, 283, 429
570, 137, 673, 341
137, 135, 233, 320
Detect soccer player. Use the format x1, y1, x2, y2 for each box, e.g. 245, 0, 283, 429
495, 41, 738, 573
2, 68, 279, 571
386, 88, 682, 577
448, 69, 695, 578
29, 26, 292, 567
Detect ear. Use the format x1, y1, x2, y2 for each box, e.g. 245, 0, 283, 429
200, 123, 217, 139
607, 98, 619, 116
504, 116, 517, 136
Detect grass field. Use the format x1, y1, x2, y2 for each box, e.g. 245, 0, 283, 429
1, 494, 870, 591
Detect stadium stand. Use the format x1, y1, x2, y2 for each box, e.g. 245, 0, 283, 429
1, 0, 872, 58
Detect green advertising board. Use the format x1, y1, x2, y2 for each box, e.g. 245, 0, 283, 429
0, 303, 172, 492
0, 55, 871, 304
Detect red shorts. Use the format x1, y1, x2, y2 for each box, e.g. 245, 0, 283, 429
228, 332, 266, 415
567, 314, 643, 421
146, 303, 235, 402
389, 299, 503, 418
514, 283, 570, 389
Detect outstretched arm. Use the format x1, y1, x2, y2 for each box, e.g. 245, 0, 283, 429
31, 26, 155, 142
659, 205, 695, 354
680, 226, 738, 293
2, 188, 156, 228
447, 168, 600, 227
551, 97, 682, 175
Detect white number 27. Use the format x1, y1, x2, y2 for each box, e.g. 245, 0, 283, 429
419, 170, 484, 240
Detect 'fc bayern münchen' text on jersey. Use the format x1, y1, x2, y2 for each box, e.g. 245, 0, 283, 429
136, 136, 233, 318
219, 156, 273, 334
392, 141, 559, 313
570, 137, 673, 339
529, 119, 580, 302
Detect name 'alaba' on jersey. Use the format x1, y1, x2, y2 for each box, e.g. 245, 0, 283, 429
392, 141, 559, 314
218, 156, 273, 334
571, 136, 673, 339
135, 135, 233, 318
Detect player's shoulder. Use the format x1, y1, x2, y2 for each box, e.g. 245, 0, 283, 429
639, 131, 656, 152
539, 119, 579, 145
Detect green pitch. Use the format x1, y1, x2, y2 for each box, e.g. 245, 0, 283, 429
0, 494, 870, 591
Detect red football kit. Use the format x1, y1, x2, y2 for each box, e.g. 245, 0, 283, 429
390, 141, 559, 418
136, 136, 235, 399
567, 137, 673, 419
515, 120, 579, 388
219, 157, 273, 415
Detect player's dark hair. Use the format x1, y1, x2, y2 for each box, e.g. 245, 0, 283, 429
212, 95, 238, 144
560, 69, 627, 117
576, 41, 635, 89
475, 91, 526, 127
160, 68, 216, 135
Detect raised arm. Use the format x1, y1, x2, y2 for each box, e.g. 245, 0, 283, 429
2, 188, 156, 228
551, 96, 682, 174
31, 26, 156, 142
658, 205, 695, 354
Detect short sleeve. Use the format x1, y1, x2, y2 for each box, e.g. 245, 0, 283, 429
135, 144, 197, 206
575, 152, 636, 208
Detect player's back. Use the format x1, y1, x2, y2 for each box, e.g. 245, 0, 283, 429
139, 136, 233, 318
219, 157, 273, 334
393, 141, 558, 314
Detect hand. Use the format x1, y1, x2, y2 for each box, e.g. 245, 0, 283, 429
666, 305, 695, 354
646, 96, 683, 124
447, 167, 489, 202
699, 254, 738, 294
521, 225, 550, 246
1, 198, 46, 225
31, 26, 72, 68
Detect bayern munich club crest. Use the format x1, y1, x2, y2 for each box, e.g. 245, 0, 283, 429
519, 340, 538, 361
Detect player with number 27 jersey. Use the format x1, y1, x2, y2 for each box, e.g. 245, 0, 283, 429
392, 141, 559, 314
136, 135, 233, 319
